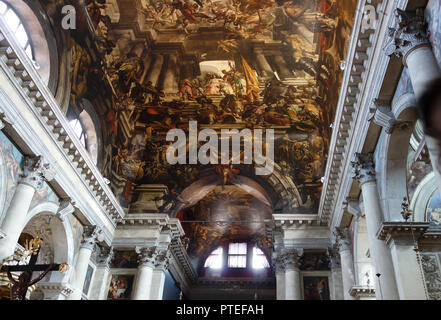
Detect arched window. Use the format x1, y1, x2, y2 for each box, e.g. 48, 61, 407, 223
68, 109, 99, 165
252, 246, 270, 269
203, 243, 270, 270
69, 118, 87, 148
204, 247, 223, 269
0, 1, 33, 59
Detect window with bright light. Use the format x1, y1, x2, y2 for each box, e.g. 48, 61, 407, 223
69, 119, 87, 148
228, 243, 247, 268
204, 247, 223, 269
0, 1, 33, 59
252, 246, 270, 269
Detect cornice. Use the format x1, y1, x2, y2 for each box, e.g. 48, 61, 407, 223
319, 0, 409, 228
376, 222, 430, 245
0, 20, 125, 231
319, 0, 379, 225
349, 285, 376, 298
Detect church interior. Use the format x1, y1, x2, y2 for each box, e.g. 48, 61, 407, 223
0, 0, 441, 301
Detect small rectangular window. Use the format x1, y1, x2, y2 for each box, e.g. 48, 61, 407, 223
228, 243, 247, 268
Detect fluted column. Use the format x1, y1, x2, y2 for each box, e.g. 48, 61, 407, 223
352, 153, 399, 299
255, 51, 273, 78
335, 227, 356, 300
69, 226, 102, 300
132, 247, 155, 300
149, 248, 169, 300
272, 253, 286, 300
162, 54, 179, 93
145, 54, 164, 87
89, 246, 114, 300
385, 8, 441, 192
0, 156, 54, 262
273, 55, 292, 79
282, 248, 302, 300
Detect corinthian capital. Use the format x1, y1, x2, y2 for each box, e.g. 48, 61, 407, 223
351, 153, 376, 185
80, 225, 102, 250
327, 247, 341, 268
153, 248, 170, 271
281, 248, 303, 271
334, 227, 352, 252
136, 246, 170, 270
384, 8, 431, 65
271, 252, 285, 273
19, 156, 55, 189
97, 246, 114, 267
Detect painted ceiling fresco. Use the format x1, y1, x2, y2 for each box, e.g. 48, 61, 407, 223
69, 0, 356, 260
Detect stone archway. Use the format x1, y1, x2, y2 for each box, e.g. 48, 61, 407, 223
19, 202, 75, 299
378, 93, 419, 221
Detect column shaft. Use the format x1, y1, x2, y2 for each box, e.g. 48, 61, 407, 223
276, 270, 286, 300
69, 247, 93, 300
285, 268, 301, 300
389, 240, 427, 300
340, 249, 356, 300
274, 55, 292, 79
146, 55, 164, 86
406, 47, 441, 193
162, 54, 179, 93
256, 52, 273, 77
0, 183, 36, 261
149, 269, 166, 300
330, 267, 344, 300
132, 265, 154, 300
361, 181, 399, 299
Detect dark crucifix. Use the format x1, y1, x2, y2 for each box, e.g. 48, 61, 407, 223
0, 249, 66, 300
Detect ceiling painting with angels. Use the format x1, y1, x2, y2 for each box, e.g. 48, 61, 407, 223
67, 0, 356, 259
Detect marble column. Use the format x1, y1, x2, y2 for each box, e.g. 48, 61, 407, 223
352, 153, 399, 299
255, 52, 273, 78
282, 248, 302, 300
386, 8, 441, 192
272, 253, 286, 300
334, 227, 356, 300
145, 54, 164, 87
273, 55, 292, 79
69, 226, 102, 300
0, 156, 54, 262
132, 247, 155, 300
328, 248, 344, 300
89, 246, 114, 300
162, 54, 179, 93
149, 249, 169, 300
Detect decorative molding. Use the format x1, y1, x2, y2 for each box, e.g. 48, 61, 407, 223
318, 0, 387, 225
349, 285, 375, 298
370, 99, 397, 134
37, 282, 73, 300
0, 22, 125, 227
376, 222, 430, 245
56, 199, 75, 222
421, 253, 441, 300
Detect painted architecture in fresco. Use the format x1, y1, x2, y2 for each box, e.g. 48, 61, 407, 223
64, 0, 357, 264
